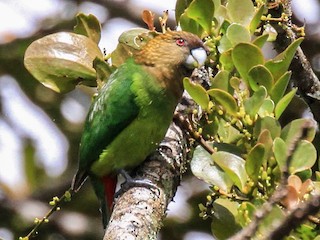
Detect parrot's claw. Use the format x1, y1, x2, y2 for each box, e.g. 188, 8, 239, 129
114, 169, 159, 199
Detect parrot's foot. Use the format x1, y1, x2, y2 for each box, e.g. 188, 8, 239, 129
114, 169, 159, 199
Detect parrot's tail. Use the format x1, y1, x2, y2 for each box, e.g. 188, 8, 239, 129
102, 175, 117, 211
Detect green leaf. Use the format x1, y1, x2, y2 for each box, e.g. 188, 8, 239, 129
248, 65, 274, 92
111, 29, 157, 67
249, 5, 265, 34
191, 145, 233, 192
212, 151, 248, 191
232, 43, 264, 84
258, 99, 274, 117
275, 88, 297, 119
226, 23, 251, 46
265, 38, 303, 80
217, 119, 242, 144
252, 34, 269, 48
218, 35, 233, 53
270, 71, 291, 105
219, 49, 234, 71
244, 86, 267, 118
211, 70, 230, 92
281, 118, 316, 145
183, 0, 215, 34
257, 205, 285, 236
257, 129, 273, 165
245, 143, 265, 181
93, 57, 115, 83
208, 88, 238, 116
183, 77, 210, 110
290, 140, 317, 174
180, 14, 204, 36
175, 0, 194, 24
226, 0, 255, 26
24, 32, 103, 93
211, 199, 241, 239
74, 13, 101, 44
253, 116, 281, 140
274, 137, 287, 172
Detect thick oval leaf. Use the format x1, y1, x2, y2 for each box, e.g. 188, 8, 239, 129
24, 32, 103, 93
232, 43, 264, 84
253, 116, 281, 140
275, 88, 297, 119
74, 13, 101, 44
291, 140, 317, 174
265, 38, 303, 81
179, 13, 204, 36
191, 146, 233, 192
182, 0, 215, 34
211, 70, 230, 92
244, 86, 267, 118
270, 71, 291, 105
212, 151, 248, 191
281, 118, 316, 145
226, 0, 255, 26
175, 0, 193, 23
208, 88, 238, 116
273, 137, 287, 172
258, 99, 274, 117
226, 23, 251, 46
245, 143, 265, 181
248, 65, 274, 92
211, 199, 241, 239
93, 57, 115, 86
183, 77, 210, 110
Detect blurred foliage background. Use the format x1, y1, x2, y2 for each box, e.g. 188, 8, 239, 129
0, 0, 320, 240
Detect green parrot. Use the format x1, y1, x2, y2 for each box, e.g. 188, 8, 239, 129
72, 30, 208, 227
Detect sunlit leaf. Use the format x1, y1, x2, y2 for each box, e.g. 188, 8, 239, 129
232, 43, 264, 84
218, 35, 233, 53
265, 38, 303, 80
226, 23, 251, 46
257, 129, 273, 165
24, 32, 103, 93
245, 143, 265, 181
248, 65, 274, 92
208, 88, 238, 116
226, 0, 255, 26
93, 57, 115, 84
184, 77, 210, 110
74, 13, 101, 44
191, 145, 233, 192
244, 86, 267, 118
212, 151, 248, 191
275, 88, 297, 119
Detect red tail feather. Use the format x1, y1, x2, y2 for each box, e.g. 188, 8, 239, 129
102, 175, 117, 210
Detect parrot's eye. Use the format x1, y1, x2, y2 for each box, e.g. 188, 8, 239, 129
176, 38, 186, 46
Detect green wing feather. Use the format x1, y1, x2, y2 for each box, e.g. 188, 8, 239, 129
72, 58, 140, 188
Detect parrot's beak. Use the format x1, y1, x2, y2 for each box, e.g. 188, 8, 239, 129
185, 47, 208, 68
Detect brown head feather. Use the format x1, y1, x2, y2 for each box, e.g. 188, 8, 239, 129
134, 30, 206, 99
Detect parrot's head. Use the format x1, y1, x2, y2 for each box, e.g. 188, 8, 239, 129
134, 30, 208, 98
135, 30, 208, 69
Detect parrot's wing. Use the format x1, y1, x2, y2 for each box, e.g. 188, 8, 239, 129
72, 62, 140, 190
